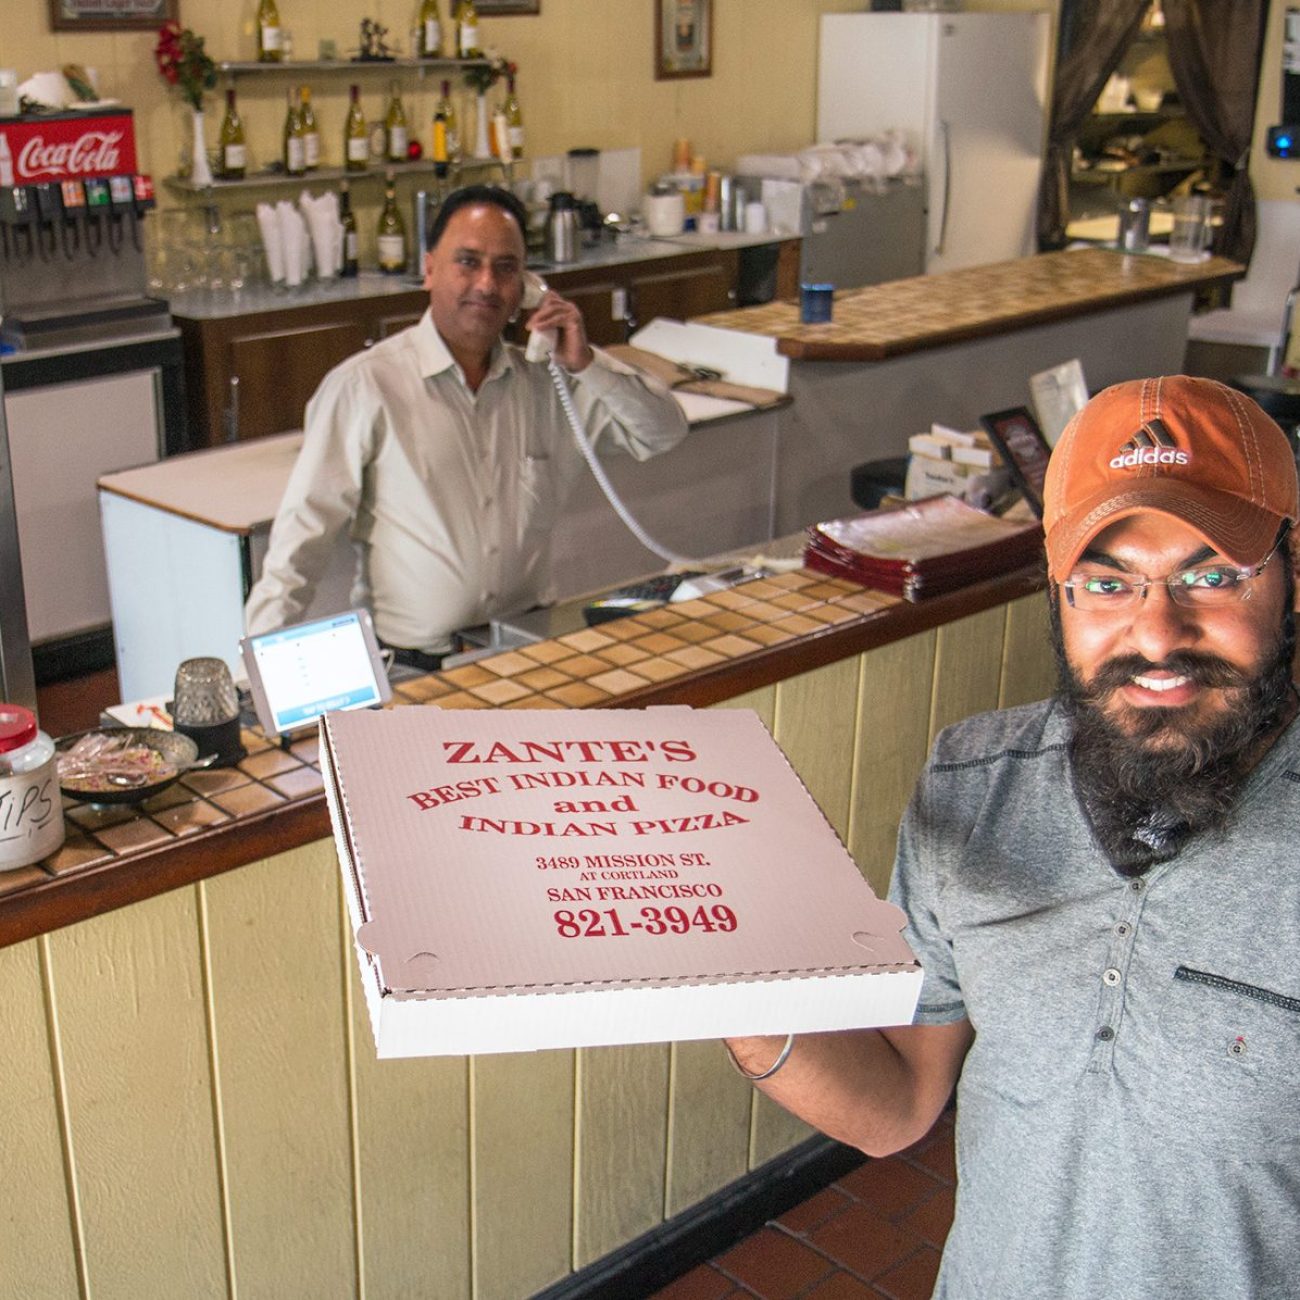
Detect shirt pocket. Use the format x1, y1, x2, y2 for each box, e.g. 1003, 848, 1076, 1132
512, 454, 555, 550
1147, 964, 1300, 1155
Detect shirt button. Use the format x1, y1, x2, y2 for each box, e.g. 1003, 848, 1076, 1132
1115, 922, 1131, 937
1130, 879, 1144, 892
1096, 1026, 1115, 1042
1102, 967, 1122, 986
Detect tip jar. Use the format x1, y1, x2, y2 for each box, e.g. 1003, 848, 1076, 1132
0, 704, 65, 868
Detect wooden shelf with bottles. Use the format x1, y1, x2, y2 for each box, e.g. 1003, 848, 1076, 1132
216, 57, 494, 77
163, 156, 509, 195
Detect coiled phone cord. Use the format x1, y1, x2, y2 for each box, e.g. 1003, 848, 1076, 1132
546, 356, 699, 567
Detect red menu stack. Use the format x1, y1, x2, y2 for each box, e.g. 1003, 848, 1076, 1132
804, 496, 1042, 599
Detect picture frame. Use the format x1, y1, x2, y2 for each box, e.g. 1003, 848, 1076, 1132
49, 0, 176, 31
656, 0, 712, 80
476, 0, 540, 13
979, 407, 1053, 518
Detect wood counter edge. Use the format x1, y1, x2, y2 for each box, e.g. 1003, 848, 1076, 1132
0, 566, 1045, 949
773, 260, 1245, 362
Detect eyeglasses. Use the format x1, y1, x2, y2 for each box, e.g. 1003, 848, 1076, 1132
1061, 543, 1281, 613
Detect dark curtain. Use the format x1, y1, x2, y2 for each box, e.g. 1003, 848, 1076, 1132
1163, 0, 1271, 265
1037, 0, 1152, 250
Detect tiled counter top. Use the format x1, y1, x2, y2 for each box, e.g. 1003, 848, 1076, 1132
0, 565, 1042, 947
694, 248, 1242, 361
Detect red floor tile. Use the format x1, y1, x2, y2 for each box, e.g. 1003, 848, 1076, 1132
800, 1268, 880, 1298
872, 1245, 943, 1300
896, 1185, 955, 1250
905, 1127, 956, 1186
834, 1158, 944, 1222
649, 1263, 739, 1300
778, 1185, 855, 1236
715, 1225, 835, 1298
808, 1201, 924, 1283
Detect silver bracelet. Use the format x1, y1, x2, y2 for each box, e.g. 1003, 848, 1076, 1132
728, 1033, 795, 1081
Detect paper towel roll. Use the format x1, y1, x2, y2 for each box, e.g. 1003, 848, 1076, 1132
644, 192, 685, 237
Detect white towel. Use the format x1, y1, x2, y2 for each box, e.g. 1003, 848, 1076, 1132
299, 189, 342, 279
255, 202, 285, 284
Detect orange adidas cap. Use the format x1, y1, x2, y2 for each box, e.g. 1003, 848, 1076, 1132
1042, 375, 1299, 583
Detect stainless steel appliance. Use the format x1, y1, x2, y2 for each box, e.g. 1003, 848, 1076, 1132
736, 171, 926, 290
0, 107, 182, 680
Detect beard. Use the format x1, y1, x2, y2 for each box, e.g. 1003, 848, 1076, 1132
1051, 595, 1297, 877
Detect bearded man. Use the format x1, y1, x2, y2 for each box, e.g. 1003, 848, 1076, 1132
726, 376, 1300, 1299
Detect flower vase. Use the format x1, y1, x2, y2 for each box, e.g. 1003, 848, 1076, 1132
190, 108, 214, 188
473, 92, 491, 160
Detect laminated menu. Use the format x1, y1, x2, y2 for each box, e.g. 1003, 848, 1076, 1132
804, 495, 1042, 599
321, 706, 921, 1057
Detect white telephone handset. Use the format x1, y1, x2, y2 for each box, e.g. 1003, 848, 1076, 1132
521, 267, 695, 567
522, 270, 557, 363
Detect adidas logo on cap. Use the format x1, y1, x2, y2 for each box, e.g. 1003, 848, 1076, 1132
1108, 418, 1191, 470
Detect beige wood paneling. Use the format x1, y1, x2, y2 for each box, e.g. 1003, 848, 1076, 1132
48, 887, 227, 1298
998, 593, 1058, 710
928, 606, 1008, 744
347, 910, 472, 1300
712, 683, 778, 732
0, 937, 80, 1299
203, 841, 356, 1298
574, 1043, 671, 1267
472, 1050, 575, 1298
773, 656, 861, 840
664, 1039, 754, 1218
848, 632, 939, 899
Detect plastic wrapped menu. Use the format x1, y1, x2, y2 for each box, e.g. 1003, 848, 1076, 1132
804, 496, 1042, 599
321, 705, 922, 1057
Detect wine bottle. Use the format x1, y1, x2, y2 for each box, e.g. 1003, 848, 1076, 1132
418, 0, 442, 58
344, 83, 369, 173
257, 0, 283, 63
503, 72, 524, 161
340, 182, 359, 277
432, 94, 451, 178
283, 87, 306, 177
300, 85, 320, 170
218, 88, 247, 180
385, 82, 409, 163
377, 171, 407, 274
457, 0, 481, 59
434, 79, 461, 164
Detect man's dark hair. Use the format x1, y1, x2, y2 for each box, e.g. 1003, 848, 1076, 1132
426, 184, 528, 250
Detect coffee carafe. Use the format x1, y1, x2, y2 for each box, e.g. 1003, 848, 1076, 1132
544, 191, 579, 264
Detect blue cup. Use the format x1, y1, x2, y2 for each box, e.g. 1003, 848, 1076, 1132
800, 283, 834, 324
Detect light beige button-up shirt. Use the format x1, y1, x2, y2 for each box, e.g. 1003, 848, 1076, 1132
244, 310, 688, 652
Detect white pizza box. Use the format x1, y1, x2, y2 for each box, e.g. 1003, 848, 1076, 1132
321, 706, 922, 1058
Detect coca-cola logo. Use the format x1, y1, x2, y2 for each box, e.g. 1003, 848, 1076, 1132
18, 131, 124, 179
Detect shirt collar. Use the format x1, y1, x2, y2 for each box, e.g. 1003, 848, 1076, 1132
415, 310, 516, 386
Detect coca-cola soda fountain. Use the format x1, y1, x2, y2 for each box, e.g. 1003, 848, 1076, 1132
0, 106, 165, 347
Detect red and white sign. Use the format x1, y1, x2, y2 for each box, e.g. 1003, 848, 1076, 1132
0, 110, 138, 185
321, 706, 922, 1057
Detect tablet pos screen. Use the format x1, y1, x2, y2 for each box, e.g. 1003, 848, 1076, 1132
241, 610, 391, 739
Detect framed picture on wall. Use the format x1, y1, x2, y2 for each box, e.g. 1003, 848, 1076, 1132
656, 0, 712, 80
476, 0, 540, 13
49, 0, 176, 31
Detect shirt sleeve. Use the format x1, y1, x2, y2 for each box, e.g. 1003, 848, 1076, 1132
243, 365, 372, 636
564, 347, 689, 461
888, 771, 968, 1025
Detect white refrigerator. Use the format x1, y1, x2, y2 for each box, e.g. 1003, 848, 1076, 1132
817, 11, 1051, 275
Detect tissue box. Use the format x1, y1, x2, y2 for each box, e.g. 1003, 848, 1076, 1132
321, 706, 922, 1058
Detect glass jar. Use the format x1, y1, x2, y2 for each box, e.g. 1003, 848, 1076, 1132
0, 704, 65, 868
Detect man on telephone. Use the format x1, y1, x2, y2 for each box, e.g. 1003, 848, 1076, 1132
245, 185, 688, 668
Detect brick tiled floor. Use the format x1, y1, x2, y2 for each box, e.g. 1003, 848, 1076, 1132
651, 1114, 955, 1300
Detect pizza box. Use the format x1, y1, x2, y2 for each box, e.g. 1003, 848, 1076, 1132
320, 706, 921, 1057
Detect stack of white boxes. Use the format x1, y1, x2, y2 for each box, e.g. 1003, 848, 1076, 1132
904, 424, 1011, 510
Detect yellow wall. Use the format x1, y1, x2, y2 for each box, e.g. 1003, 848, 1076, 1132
1, 0, 866, 210
1251, 2, 1299, 202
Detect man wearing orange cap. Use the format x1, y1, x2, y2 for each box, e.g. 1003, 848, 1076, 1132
727, 376, 1300, 1298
